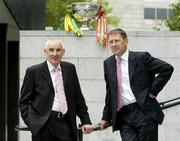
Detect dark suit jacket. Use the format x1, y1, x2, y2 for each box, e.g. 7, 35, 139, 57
102, 51, 174, 131
19, 61, 91, 140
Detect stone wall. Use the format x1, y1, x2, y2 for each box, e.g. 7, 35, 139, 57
19, 31, 180, 141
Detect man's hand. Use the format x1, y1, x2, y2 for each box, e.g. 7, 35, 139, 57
81, 124, 93, 134
98, 120, 109, 130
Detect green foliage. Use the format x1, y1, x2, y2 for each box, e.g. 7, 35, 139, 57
96, 0, 120, 27
46, 0, 86, 30
107, 16, 120, 27
165, 0, 180, 31
46, 0, 120, 30
153, 21, 164, 31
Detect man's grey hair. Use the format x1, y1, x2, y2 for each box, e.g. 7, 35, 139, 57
45, 39, 64, 49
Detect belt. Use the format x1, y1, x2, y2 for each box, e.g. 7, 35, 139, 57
51, 111, 68, 119
122, 102, 138, 110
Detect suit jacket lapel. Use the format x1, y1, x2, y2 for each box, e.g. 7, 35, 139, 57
42, 61, 68, 95
60, 62, 68, 86
129, 51, 136, 82
60, 62, 71, 103
112, 56, 117, 82
42, 61, 54, 90
109, 55, 117, 89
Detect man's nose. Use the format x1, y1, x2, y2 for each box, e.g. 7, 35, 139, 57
112, 41, 116, 46
52, 50, 57, 55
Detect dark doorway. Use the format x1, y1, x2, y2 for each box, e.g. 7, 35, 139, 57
0, 23, 8, 141
0, 24, 19, 141
7, 41, 19, 141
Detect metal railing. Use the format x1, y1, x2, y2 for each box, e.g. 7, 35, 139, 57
160, 97, 180, 110
15, 122, 112, 141
15, 97, 180, 141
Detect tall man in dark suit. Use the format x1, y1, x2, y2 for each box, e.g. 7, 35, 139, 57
99, 28, 174, 141
19, 39, 93, 141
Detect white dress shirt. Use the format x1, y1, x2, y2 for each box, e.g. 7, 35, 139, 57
116, 50, 136, 106
47, 60, 64, 112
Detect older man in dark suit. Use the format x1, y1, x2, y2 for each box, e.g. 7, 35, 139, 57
99, 28, 174, 141
19, 39, 93, 141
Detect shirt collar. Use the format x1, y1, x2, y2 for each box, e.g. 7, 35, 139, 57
47, 60, 61, 72
116, 50, 129, 62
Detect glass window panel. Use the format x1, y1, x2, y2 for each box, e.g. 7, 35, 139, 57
144, 8, 155, 19
157, 8, 167, 20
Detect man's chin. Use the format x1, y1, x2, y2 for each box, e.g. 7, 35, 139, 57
51, 61, 59, 66
113, 52, 119, 56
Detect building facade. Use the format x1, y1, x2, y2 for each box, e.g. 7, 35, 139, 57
110, 0, 178, 31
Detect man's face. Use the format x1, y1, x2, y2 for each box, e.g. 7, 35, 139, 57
44, 41, 65, 66
108, 34, 128, 57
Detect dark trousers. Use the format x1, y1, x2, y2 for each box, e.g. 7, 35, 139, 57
32, 111, 74, 141
117, 103, 158, 141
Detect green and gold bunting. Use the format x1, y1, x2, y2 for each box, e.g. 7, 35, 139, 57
64, 14, 83, 36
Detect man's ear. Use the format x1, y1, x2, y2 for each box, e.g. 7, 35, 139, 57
125, 38, 128, 45
44, 48, 47, 56
61, 48, 65, 56
125, 38, 128, 43
44, 48, 46, 53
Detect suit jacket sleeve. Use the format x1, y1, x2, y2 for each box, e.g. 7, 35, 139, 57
144, 52, 174, 96
19, 68, 33, 126
72, 65, 92, 125
102, 60, 112, 122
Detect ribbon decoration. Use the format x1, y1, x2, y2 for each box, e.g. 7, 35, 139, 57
96, 7, 108, 48
64, 14, 83, 36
